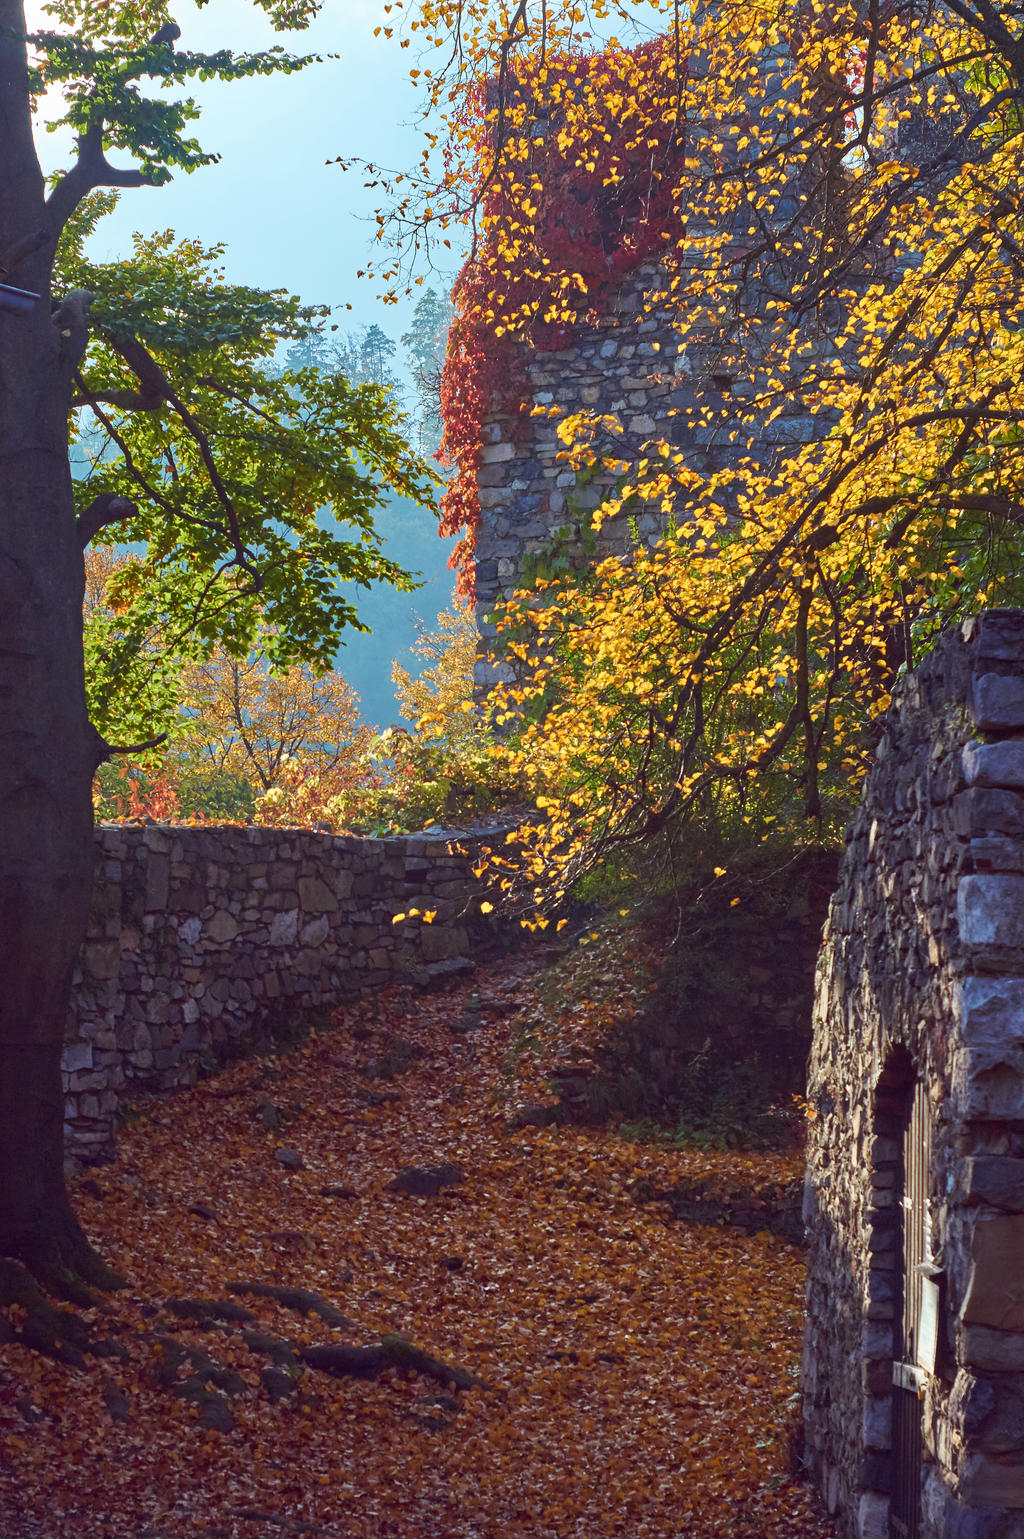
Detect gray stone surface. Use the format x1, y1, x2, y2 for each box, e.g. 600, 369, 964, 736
972, 674, 1024, 733
64, 821, 511, 1161
963, 741, 1024, 790
804, 614, 1024, 1539
468, 255, 831, 698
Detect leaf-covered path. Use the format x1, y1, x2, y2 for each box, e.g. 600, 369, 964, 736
0, 952, 835, 1539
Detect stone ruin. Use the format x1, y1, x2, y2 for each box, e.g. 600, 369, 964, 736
804, 611, 1024, 1539
471, 248, 828, 695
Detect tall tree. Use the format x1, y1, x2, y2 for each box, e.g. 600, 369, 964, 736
401, 287, 454, 453
0, 0, 432, 1292
326, 322, 402, 392
69, 222, 428, 748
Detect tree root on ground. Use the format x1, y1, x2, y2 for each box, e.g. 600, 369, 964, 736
298, 1333, 487, 1391
2, 1265, 490, 1421
164, 1297, 256, 1325
226, 1281, 353, 1328
0, 1259, 94, 1365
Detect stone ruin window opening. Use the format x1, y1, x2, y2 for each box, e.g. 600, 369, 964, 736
871, 1049, 950, 1539
893, 1071, 936, 1539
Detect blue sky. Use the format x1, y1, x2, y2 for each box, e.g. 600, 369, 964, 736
32, 0, 459, 345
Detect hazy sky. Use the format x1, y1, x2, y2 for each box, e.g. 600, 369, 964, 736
29, 0, 456, 346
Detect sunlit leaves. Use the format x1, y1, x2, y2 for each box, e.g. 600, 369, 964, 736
66, 225, 435, 745
373, 0, 1024, 919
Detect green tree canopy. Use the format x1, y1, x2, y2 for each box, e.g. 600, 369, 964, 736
60, 204, 435, 747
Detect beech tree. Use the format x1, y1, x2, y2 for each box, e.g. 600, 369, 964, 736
0, 0, 432, 1291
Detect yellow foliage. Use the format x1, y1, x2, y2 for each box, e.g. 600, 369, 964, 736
369, 0, 1024, 922
392, 598, 479, 746
176, 627, 370, 794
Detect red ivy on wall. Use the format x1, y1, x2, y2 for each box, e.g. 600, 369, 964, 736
438, 37, 688, 602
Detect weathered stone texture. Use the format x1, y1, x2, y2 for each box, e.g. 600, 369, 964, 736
64, 822, 508, 1163
471, 259, 830, 695
804, 611, 1024, 1539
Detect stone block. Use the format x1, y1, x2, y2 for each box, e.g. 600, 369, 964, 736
962, 1217, 1024, 1331
970, 837, 1024, 873
973, 674, 1024, 733
300, 915, 330, 947
958, 875, 1024, 947
62, 1041, 93, 1073
298, 876, 339, 914
856, 1492, 890, 1539
480, 441, 514, 464
955, 789, 1024, 838
205, 908, 239, 944
145, 852, 170, 912
954, 976, 1024, 1120
965, 611, 1024, 662
959, 1453, 1024, 1508
964, 741, 1024, 790
146, 992, 170, 1025
961, 1157, 1024, 1212
269, 909, 299, 946
293, 948, 323, 977
862, 1393, 892, 1450
84, 940, 121, 981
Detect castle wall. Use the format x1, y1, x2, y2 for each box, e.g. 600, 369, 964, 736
472, 255, 827, 691
804, 612, 1024, 1539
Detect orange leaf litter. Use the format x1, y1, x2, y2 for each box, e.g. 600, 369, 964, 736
0, 952, 835, 1539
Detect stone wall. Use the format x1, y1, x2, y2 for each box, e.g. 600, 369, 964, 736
65, 821, 506, 1164
804, 611, 1024, 1539
473, 257, 830, 693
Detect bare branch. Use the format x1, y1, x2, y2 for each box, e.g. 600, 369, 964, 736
70, 388, 163, 412
95, 732, 169, 763
113, 338, 262, 591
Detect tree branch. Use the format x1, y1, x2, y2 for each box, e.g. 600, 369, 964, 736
52, 288, 95, 377
96, 733, 169, 763
71, 388, 165, 412
108, 335, 262, 591
76, 492, 139, 548
0, 228, 48, 281
46, 120, 149, 238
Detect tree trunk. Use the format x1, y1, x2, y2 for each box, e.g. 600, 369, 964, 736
0, 0, 120, 1293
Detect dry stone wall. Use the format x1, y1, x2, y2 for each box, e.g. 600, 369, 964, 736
473, 254, 828, 693
804, 611, 1024, 1539
65, 821, 506, 1164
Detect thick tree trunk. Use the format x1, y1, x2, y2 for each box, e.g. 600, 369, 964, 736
0, 406, 121, 1292
0, 0, 120, 1293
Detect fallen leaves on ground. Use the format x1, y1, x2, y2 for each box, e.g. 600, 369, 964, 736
0, 950, 835, 1539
